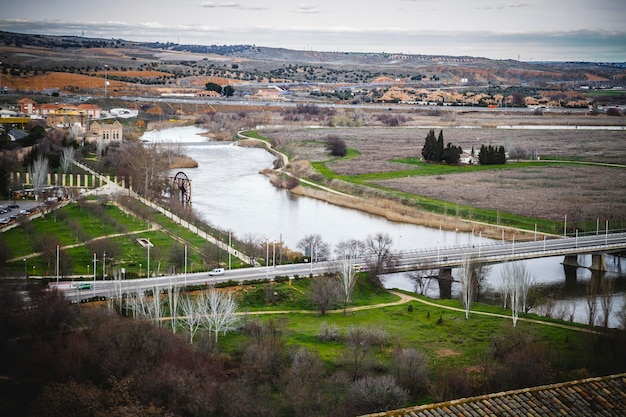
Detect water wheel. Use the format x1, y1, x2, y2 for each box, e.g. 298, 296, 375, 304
172, 171, 191, 206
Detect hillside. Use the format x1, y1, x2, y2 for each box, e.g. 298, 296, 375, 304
1, 30, 625, 95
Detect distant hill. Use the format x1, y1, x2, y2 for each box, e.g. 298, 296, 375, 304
0, 30, 624, 90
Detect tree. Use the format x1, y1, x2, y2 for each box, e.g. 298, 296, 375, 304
325, 135, 347, 157
364, 232, 394, 286
436, 130, 444, 162
335, 240, 361, 314
60, 146, 75, 173
407, 268, 437, 295
479, 144, 507, 165
119, 142, 169, 199
501, 262, 534, 327
421, 129, 437, 162
205, 82, 222, 94
392, 348, 429, 396
180, 293, 203, 343
308, 276, 341, 315
222, 85, 235, 97
298, 234, 330, 262
459, 256, 474, 319
349, 376, 409, 414
511, 92, 526, 107
28, 154, 48, 201
442, 142, 462, 164
201, 288, 239, 343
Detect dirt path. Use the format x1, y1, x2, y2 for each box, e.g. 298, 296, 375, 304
241, 290, 601, 334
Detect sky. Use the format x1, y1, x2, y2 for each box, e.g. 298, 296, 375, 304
1, 0, 625, 61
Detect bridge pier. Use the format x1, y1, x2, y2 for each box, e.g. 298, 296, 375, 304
438, 268, 453, 300
590, 254, 606, 272
563, 255, 579, 268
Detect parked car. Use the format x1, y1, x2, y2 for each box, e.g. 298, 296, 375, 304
209, 268, 225, 276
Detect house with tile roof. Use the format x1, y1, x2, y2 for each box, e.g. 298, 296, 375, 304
359, 373, 626, 417
89, 120, 123, 143
17, 98, 37, 115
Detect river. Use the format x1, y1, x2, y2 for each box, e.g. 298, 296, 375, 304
142, 126, 626, 327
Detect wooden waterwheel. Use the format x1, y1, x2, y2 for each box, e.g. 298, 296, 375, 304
172, 171, 191, 206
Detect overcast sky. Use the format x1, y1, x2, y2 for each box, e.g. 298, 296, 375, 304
2, 0, 625, 61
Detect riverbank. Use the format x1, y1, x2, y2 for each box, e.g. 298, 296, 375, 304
237, 131, 542, 242
289, 183, 538, 242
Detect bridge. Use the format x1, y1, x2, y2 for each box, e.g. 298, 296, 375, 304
59, 232, 626, 302
390, 231, 626, 273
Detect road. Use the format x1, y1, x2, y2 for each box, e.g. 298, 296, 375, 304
58, 231, 626, 302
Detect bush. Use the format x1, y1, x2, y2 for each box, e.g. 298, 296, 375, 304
325, 135, 347, 157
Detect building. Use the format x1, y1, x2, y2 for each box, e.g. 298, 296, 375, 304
359, 373, 626, 417
89, 120, 123, 143
17, 98, 37, 115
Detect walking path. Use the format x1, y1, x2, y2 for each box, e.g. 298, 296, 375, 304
240, 289, 601, 334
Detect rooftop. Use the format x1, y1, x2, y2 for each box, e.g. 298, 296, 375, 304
360, 373, 626, 417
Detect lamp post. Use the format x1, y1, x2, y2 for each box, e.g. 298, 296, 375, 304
103, 251, 106, 280
23, 258, 26, 279
147, 240, 151, 278
139, 263, 142, 277
104, 64, 108, 98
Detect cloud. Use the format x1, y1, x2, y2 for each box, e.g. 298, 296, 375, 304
200, 2, 240, 8
294, 4, 319, 14
497, 3, 528, 9
200, 1, 267, 10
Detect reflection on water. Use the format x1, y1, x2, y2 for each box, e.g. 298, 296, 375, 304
143, 127, 626, 328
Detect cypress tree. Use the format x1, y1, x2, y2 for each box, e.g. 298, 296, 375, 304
436, 130, 444, 162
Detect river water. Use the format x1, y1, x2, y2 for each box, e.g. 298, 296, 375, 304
142, 126, 626, 327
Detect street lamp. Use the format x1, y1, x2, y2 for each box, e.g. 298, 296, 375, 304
139, 263, 142, 277
104, 64, 108, 98
147, 239, 151, 278
23, 258, 26, 278
103, 251, 106, 280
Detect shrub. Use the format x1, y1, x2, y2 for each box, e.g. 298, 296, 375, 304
325, 135, 347, 157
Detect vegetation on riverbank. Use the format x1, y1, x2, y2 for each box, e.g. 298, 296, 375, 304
2, 269, 625, 417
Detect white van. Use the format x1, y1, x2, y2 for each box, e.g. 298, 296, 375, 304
209, 268, 225, 276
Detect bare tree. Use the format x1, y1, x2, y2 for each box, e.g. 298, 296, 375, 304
298, 234, 330, 262
345, 326, 374, 380
201, 288, 239, 343
349, 375, 409, 414
599, 275, 614, 328
166, 282, 181, 333
28, 154, 49, 201
392, 348, 429, 395
459, 257, 474, 319
364, 232, 395, 286
180, 293, 204, 343
95, 137, 107, 158
586, 276, 598, 326
119, 142, 169, 199
407, 268, 437, 295
308, 276, 341, 315
60, 147, 76, 174
501, 262, 534, 327
335, 240, 360, 315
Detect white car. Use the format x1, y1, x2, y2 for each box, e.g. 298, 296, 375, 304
209, 268, 225, 276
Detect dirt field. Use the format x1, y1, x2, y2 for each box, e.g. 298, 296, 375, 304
266, 115, 626, 225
